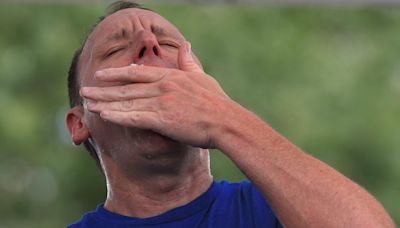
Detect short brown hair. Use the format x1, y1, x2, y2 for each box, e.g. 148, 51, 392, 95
67, 1, 151, 172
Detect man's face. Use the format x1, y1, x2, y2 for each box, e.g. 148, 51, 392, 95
77, 8, 192, 168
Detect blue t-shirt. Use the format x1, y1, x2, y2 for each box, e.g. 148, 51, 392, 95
68, 180, 282, 228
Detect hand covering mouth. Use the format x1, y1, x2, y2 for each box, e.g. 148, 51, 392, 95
132, 55, 176, 69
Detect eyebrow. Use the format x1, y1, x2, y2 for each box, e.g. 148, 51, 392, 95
106, 29, 129, 42
97, 25, 182, 51
151, 25, 166, 37
104, 25, 180, 42
151, 25, 183, 41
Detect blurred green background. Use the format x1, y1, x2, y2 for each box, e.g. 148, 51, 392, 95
0, 2, 399, 227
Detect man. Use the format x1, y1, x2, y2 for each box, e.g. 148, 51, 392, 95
66, 1, 395, 227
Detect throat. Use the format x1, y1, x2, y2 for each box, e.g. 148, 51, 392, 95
103, 148, 212, 218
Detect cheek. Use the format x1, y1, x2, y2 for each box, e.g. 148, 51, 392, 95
106, 53, 134, 67
84, 112, 124, 145
84, 111, 104, 133
99, 48, 136, 68
160, 49, 179, 68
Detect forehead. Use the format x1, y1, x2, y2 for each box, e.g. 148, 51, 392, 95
77, 8, 184, 85
84, 8, 182, 52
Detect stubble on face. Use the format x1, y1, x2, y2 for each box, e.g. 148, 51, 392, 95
77, 8, 193, 172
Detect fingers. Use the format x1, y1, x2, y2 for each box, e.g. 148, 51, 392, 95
100, 110, 161, 130
87, 97, 159, 113
80, 83, 161, 102
178, 41, 204, 73
94, 64, 170, 83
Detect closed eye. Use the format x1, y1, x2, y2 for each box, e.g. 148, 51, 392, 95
106, 47, 125, 57
159, 41, 179, 49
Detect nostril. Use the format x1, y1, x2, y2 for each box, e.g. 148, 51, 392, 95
153, 47, 159, 56
139, 47, 146, 58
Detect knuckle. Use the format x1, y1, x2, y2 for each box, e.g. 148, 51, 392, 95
129, 112, 139, 123
119, 86, 130, 98
159, 110, 179, 123
120, 99, 135, 111
159, 81, 179, 92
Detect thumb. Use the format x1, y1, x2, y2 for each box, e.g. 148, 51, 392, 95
178, 41, 203, 73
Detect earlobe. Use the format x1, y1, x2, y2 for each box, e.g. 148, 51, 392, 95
66, 107, 90, 146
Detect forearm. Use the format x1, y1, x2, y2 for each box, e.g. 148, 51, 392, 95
213, 100, 395, 228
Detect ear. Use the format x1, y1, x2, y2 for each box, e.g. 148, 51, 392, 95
66, 106, 90, 146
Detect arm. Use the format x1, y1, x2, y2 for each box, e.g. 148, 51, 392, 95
211, 100, 395, 227
81, 41, 395, 227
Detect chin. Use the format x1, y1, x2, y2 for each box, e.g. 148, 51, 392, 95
124, 128, 187, 158
115, 129, 191, 174
143, 131, 180, 149
98, 126, 201, 177
95, 122, 191, 168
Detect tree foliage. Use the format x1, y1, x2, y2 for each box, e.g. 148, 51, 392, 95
0, 4, 398, 227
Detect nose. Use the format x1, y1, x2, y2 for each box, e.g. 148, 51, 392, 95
133, 30, 162, 63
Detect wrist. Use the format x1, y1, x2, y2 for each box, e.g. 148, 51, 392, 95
209, 98, 252, 152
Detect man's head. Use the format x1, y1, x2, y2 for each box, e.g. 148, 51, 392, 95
66, 1, 202, 174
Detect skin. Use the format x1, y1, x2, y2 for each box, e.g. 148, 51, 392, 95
66, 8, 395, 227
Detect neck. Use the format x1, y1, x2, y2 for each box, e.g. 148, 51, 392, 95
102, 147, 213, 218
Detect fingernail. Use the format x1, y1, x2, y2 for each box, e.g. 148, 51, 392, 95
80, 87, 89, 95
95, 70, 105, 79
187, 42, 192, 55
100, 111, 109, 118
87, 101, 96, 109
